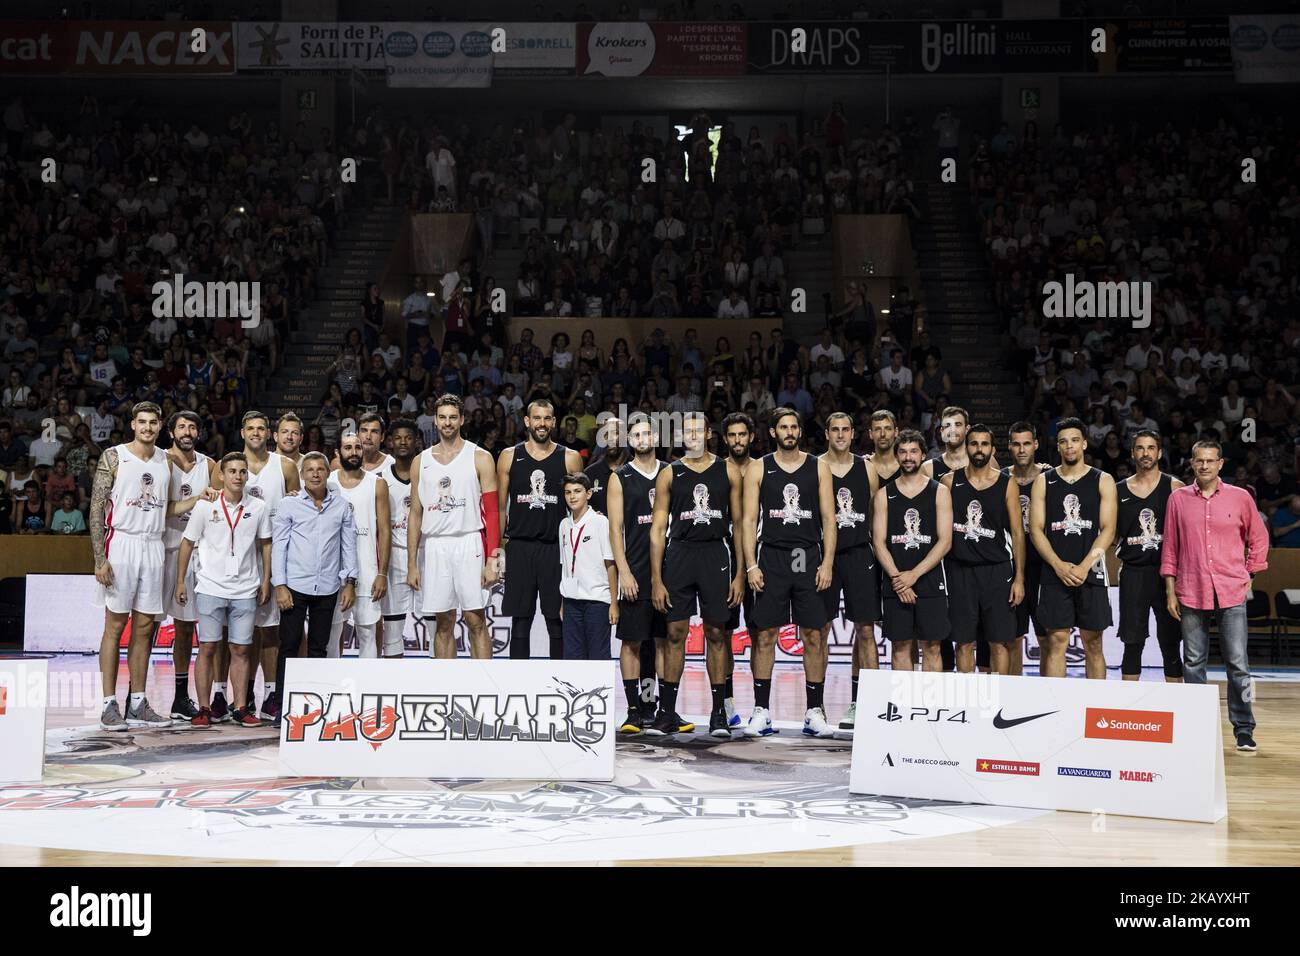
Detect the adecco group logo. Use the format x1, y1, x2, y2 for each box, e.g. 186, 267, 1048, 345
1085, 707, 1174, 744
151, 273, 260, 328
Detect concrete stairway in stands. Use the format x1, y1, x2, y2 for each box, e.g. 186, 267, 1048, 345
784, 231, 837, 343
258, 204, 406, 424
911, 182, 1021, 437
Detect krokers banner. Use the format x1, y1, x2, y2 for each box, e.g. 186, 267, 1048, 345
579, 21, 746, 76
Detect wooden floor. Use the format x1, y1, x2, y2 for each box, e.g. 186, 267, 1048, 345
4, 673, 1298, 866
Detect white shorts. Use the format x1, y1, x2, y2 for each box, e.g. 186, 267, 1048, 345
382, 546, 420, 618
421, 532, 489, 615
331, 578, 381, 627
95, 534, 165, 616
254, 599, 280, 628
162, 549, 198, 623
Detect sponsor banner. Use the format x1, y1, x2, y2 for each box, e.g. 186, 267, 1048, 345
69, 21, 236, 75
850, 670, 1226, 822
0, 21, 68, 74
1089, 18, 1231, 74
916, 18, 1083, 74
1231, 15, 1300, 84
236, 22, 387, 70
384, 22, 495, 88
496, 22, 577, 72
278, 658, 615, 780
579, 21, 746, 77
0, 660, 47, 784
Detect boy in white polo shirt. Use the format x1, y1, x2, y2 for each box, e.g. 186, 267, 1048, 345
558, 473, 618, 660
175, 452, 273, 727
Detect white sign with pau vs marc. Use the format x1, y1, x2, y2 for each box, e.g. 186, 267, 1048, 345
0, 660, 48, 784
278, 659, 616, 780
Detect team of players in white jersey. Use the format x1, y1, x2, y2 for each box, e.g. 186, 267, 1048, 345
91, 396, 1178, 742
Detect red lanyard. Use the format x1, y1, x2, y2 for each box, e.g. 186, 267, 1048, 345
220, 494, 244, 557
568, 518, 588, 576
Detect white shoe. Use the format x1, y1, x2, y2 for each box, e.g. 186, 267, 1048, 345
803, 707, 835, 738
725, 697, 741, 727
744, 706, 777, 737
838, 702, 857, 731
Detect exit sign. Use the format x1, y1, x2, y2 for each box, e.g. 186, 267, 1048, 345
1020, 88, 1040, 109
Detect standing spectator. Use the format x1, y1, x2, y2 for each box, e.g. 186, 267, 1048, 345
400, 276, 433, 355
361, 283, 385, 353
426, 136, 458, 203
1161, 441, 1269, 753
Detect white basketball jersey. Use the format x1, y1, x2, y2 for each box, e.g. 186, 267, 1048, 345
245, 452, 287, 514
379, 459, 414, 556
164, 452, 210, 550
418, 441, 484, 537
328, 470, 380, 582
364, 452, 395, 473
106, 444, 169, 537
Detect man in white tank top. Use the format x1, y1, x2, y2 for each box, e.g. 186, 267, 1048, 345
406, 395, 500, 658
209, 410, 300, 724
90, 402, 188, 731
377, 418, 423, 657
274, 412, 305, 474
162, 410, 221, 721
325, 433, 391, 657
359, 412, 396, 473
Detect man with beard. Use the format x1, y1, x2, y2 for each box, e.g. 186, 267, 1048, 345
275, 412, 304, 472
941, 424, 1025, 675
866, 409, 902, 486
585, 418, 626, 515
924, 406, 970, 672
358, 413, 395, 472
1029, 417, 1116, 679
1003, 421, 1048, 676
1116, 430, 1184, 682
741, 408, 837, 738
720, 411, 758, 728
497, 399, 582, 659
650, 412, 743, 738
161, 410, 221, 719
608, 414, 668, 734
409, 395, 500, 658
325, 433, 391, 657
820, 411, 880, 730
872, 429, 952, 672
218, 411, 299, 723
377, 419, 422, 657
92, 402, 182, 730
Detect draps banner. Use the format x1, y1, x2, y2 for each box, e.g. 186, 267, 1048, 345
1230, 15, 1300, 84
24, 574, 1167, 670
383, 22, 495, 87
0, 660, 47, 785
278, 658, 616, 780
236, 22, 388, 70
578, 21, 746, 76
849, 670, 1226, 823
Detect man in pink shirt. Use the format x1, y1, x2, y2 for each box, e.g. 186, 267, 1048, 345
1161, 440, 1269, 752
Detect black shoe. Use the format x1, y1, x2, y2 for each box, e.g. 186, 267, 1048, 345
618, 708, 644, 735
1236, 731, 1257, 752
169, 695, 200, 720
644, 709, 683, 738
709, 706, 731, 738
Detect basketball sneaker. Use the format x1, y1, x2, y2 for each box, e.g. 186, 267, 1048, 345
725, 697, 742, 727
125, 697, 172, 729
233, 707, 263, 728
170, 695, 200, 721
744, 706, 776, 737
99, 699, 128, 732
210, 691, 231, 724
709, 706, 731, 738
259, 691, 281, 722
619, 707, 644, 735
191, 708, 212, 728
802, 707, 835, 738
645, 710, 694, 737
838, 702, 857, 731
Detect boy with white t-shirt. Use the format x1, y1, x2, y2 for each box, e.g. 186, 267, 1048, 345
558, 473, 618, 660
175, 452, 273, 727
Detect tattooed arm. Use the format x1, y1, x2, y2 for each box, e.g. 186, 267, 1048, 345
90, 447, 118, 587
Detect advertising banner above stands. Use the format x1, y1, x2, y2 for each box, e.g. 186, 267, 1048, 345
0, 21, 67, 74
1089, 17, 1232, 74
236, 21, 387, 70
383, 22, 495, 87
578, 21, 747, 76
69, 21, 236, 75
495, 22, 577, 73
1230, 14, 1300, 84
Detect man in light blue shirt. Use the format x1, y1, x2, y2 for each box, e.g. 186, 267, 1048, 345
271, 452, 357, 719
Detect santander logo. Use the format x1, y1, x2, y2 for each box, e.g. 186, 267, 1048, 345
1085, 707, 1174, 744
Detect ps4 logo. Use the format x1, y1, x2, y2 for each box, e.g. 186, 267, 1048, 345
876, 702, 968, 724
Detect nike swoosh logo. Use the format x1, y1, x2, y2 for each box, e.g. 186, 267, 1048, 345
1121, 497, 1131, 502
992, 708, 1058, 729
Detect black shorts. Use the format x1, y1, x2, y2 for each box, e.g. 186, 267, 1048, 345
1037, 579, 1112, 632
1015, 558, 1043, 636
750, 544, 829, 631
501, 538, 562, 617
726, 587, 755, 634
821, 545, 881, 624
948, 561, 1017, 644
1118, 563, 1179, 646
882, 594, 950, 644
663, 538, 733, 625
617, 596, 668, 642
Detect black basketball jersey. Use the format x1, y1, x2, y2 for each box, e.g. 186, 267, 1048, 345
506, 442, 569, 541
757, 452, 822, 549
668, 455, 731, 543
1116, 472, 1173, 567
616, 459, 665, 582
585, 454, 621, 515
1042, 466, 1106, 585
884, 479, 946, 598
949, 468, 1013, 565
874, 457, 901, 487
829, 455, 872, 553
930, 455, 952, 480
1004, 464, 1046, 567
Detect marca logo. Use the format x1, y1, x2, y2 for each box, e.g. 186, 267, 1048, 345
1118, 770, 1163, 783
1085, 708, 1174, 744
877, 701, 968, 724
976, 758, 1040, 776
1057, 766, 1112, 779
49, 885, 152, 936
